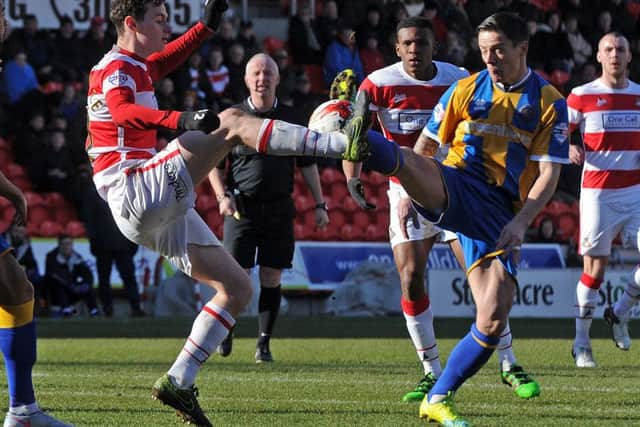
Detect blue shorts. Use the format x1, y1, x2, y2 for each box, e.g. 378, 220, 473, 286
0, 235, 11, 256
413, 163, 518, 277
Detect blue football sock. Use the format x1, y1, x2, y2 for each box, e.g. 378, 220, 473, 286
428, 323, 498, 399
0, 301, 37, 408
363, 130, 404, 175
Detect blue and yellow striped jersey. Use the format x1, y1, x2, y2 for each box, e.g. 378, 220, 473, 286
423, 69, 569, 206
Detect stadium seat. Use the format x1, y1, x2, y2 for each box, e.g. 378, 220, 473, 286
44, 192, 67, 208
39, 220, 63, 237
24, 192, 45, 208
6, 163, 26, 179
329, 210, 346, 229
374, 210, 390, 228
339, 224, 365, 241
294, 223, 313, 240
314, 226, 339, 241
295, 195, 315, 213
352, 210, 372, 228
556, 212, 579, 242
29, 206, 50, 224
65, 220, 86, 237
262, 36, 286, 55
1, 206, 15, 223
320, 167, 343, 185
11, 177, 31, 192
341, 196, 359, 215
550, 70, 570, 90
0, 148, 13, 170
364, 223, 387, 241
54, 205, 78, 223
195, 194, 216, 213
303, 64, 327, 95
329, 182, 348, 201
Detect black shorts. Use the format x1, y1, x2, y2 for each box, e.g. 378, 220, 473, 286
223, 197, 295, 269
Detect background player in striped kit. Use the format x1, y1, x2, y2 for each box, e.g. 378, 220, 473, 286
567, 32, 640, 367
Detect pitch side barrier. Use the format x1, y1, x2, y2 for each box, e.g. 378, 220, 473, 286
29, 239, 638, 318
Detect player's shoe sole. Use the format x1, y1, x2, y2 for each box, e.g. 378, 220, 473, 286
151, 374, 212, 427
342, 91, 372, 162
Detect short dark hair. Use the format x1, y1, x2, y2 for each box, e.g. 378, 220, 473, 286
110, 0, 164, 34
396, 16, 434, 36
477, 12, 528, 45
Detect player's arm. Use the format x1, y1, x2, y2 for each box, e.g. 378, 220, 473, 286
413, 133, 439, 157
299, 160, 329, 228
105, 85, 218, 132
566, 91, 585, 165
208, 159, 236, 217
147, 0, 228, 80
0, 171, 26, 225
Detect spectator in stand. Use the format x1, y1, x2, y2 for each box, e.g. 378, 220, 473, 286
45, 234, 98, 317
629, 36, 640, 82
382, 0, 409, 39
4, 14, 51, 79
463, 34, 484, 72
588, 10, 613, 50
182, 53, 210, 107
356, 4, 384, 49
2, 50, 38, 104
288, 4, 323, 65
28, 129, 74, 198
323, 20, 364, 85
465, 0, 501, 27
3, 224, 43, 308
82, 16, 115, 72
84, 188, 145, 318
421, 1, 448, 44
204, 45, 230, 107
565, 12, 593, 69
272, 48, 296, 105
209, 19, 236, 62
315, 0, 340, 52
359, 31, 385, 76
606, 0, 637, 37
291, 71, 325, 122
438, 30, 468, 66
57, 83, 83, 124
236, 20, 260, 58
539, 11, 574, 74
226, 42, 248, 105
13, 111, 45, 167
156, 78, 177, 111
49, 15, 84, 83
525, 19, 546, 72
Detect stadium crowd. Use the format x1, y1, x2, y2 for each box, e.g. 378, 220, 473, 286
0, 0, 637, 312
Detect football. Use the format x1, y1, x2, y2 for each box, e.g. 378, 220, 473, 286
307, 99, 353, 133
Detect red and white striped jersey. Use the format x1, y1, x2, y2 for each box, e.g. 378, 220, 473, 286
359, 61, 468, 148
359, 61, 468, 185
206, 65, 229, 95
86, 22, 211, 198
567, 78, 640, 197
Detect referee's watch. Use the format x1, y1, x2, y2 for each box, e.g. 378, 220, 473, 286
315, 202, 328, 211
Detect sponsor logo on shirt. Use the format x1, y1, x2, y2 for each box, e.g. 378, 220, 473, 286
517, 104, 537, 122
601, 113, 640, 129
596, 97, 607, 107
398, 111, 429, 132
552, 122, 569, 144
108, 72, 128, 87
393, 93, 407, 104
164, 162, 186, 202
432, 103, 445, 124
469, 98, 489, 116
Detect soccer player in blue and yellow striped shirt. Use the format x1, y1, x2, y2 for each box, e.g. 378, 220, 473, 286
341, 11, 570, 426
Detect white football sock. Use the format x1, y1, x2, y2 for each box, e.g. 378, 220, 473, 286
403, 303, 441, 377
256, 119, 347, 158
9, 402, 39, 416
575, 278, 600, 348
167, 302, 235, 388
614, 267, 640, 318
497, 321, 517, 371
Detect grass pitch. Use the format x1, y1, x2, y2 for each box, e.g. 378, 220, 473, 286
4, 317, 640, 426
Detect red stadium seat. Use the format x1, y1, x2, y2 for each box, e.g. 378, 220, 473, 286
341, 196, 359, 214
295, 195, 315, 213
39, 220, 63, 237
556, 212, 579, 242
320, 167, 343, 185
375, 210, 390, 228
329, 210, 346, 229
11, 177, 31, 192
314, 225, 339, 241
29, 206, 51, 224
262, 36, 286, 55
24, 192, 45, 208
65, 221, 86, 237
6, 163, 26, 179
352, 210, 372, 228
329, 182, 348, 201
44, 192, 67, 209
303, 64, 326, 95
294, 223, 313, 240
339, 224, 364, 241
54, 206, 78, 223
1, 206, 15, 223
364, 223, 387, 241
195, 194, 216, 213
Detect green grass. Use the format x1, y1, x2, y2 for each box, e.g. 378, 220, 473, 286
4, 317, 640, 426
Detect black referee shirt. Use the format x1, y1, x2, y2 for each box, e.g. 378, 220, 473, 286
217, 98, 315, 201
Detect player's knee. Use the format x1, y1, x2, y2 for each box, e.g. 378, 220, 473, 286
229, 272, 253, 309
475, 318, 506, 338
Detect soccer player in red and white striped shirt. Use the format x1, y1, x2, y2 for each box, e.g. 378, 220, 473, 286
86, 1, 252, 425
567, 32, 640, 367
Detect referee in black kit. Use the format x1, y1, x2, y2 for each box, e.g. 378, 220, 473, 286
209, 53, 329, 362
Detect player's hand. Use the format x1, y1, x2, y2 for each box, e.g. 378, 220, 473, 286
178, 109, 220, 133
398, 196, 418, 240
347, 177, 375, 210
315, 206, 329, 229
569, 144, 584, 165
496, 217, 528, 264
202, 0, 229, 31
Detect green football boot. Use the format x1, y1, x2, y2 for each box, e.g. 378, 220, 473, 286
151, 374, 212, 427
501, 364, 541, 399
403, 372, 438, 402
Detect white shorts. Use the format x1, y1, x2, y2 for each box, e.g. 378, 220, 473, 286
105, 140, 220, 275
388, 181, 456, 248
579, 190, 640, 256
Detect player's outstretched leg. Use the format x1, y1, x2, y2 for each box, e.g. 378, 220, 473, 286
497, 322, 540, 399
